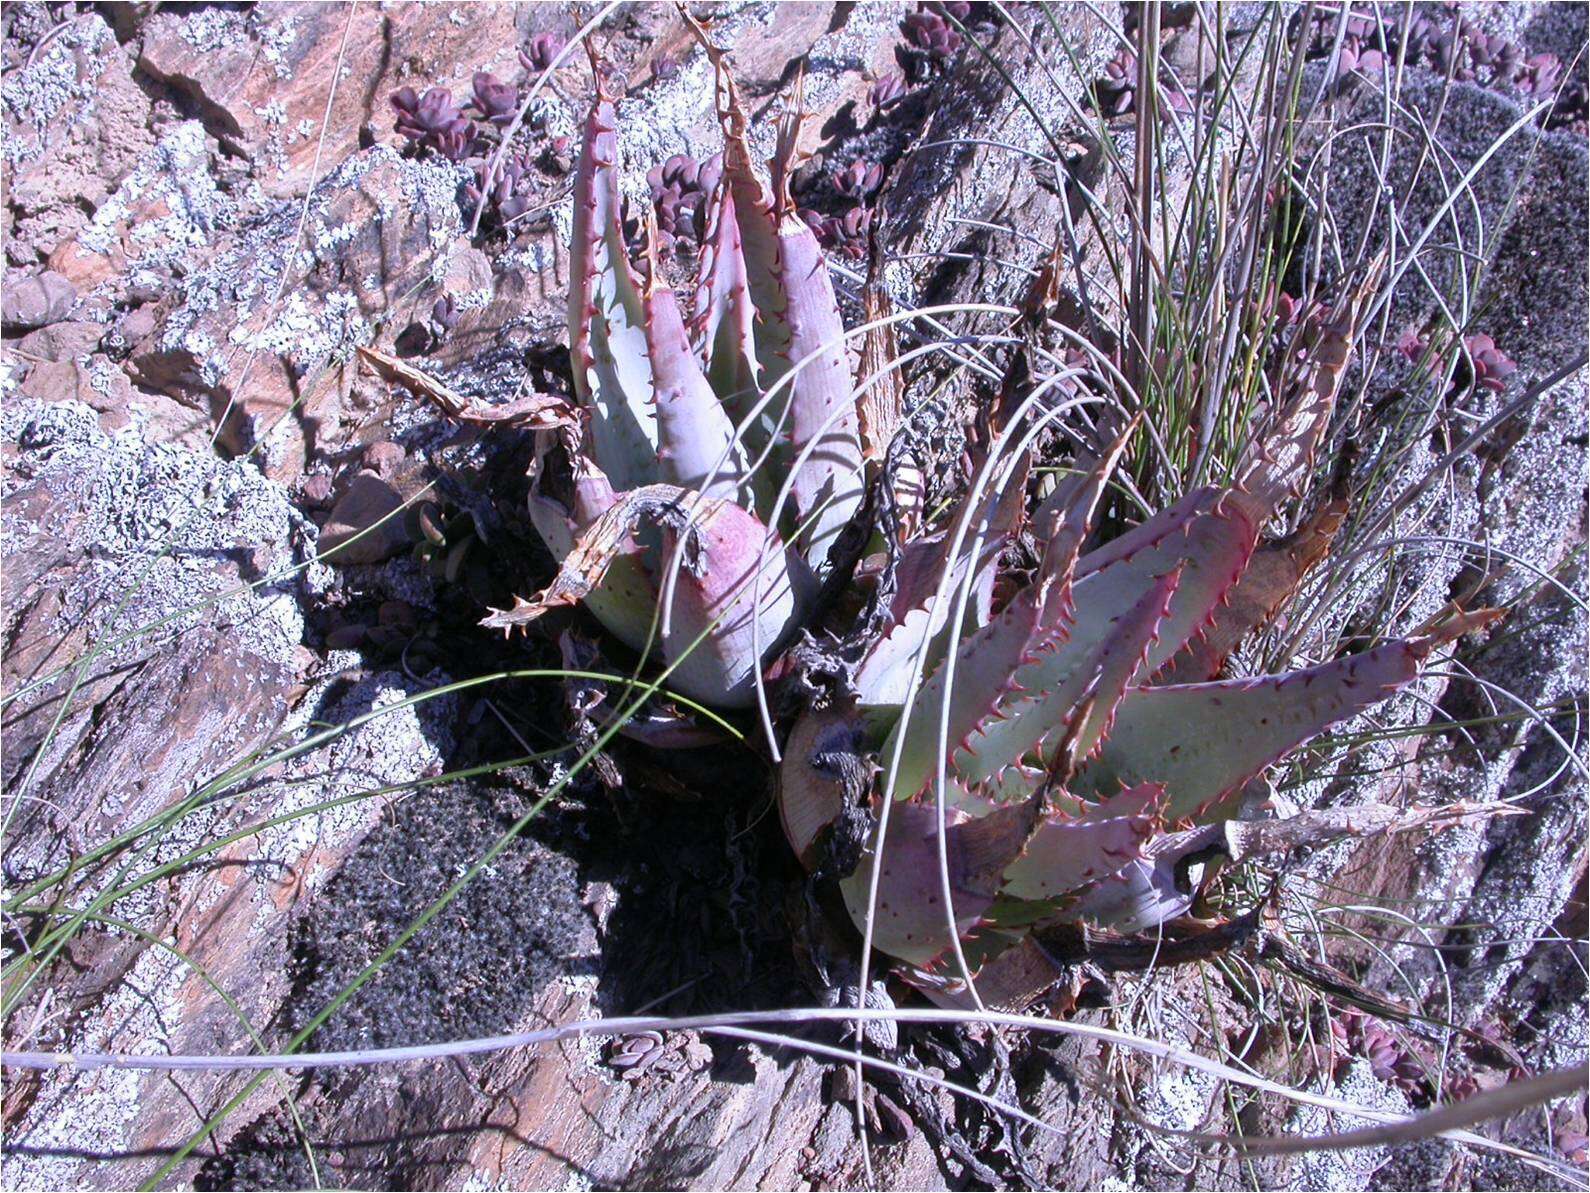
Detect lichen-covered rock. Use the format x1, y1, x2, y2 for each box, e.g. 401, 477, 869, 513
1, 15, 156, 264
1, 666, 459, 1192
1, 399, 308, 866
129, 146, 469, 480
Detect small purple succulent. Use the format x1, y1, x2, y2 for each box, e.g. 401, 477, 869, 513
391, 86, 476, 159
1090, 51, 1197, 120
802, 205, 870, 260
833, 159, 884, 202
466, 152, 538, 229
1395, 326, 1427, 363
652, 54, 680, 82
926, 1, 999, 37
432, 293, 461, 333
897, 9, 962, 82
647, 152, 724, 252
870, 71, 909, 111
469, 71, 520, 128
1093, 50, 1136, 117
606, 1030, 712, 1081
1514, 51, 1564, 97
1463, 333, 1516, 392
1330, 1008, 1431, 1099
521, 32, 565, 74
394, 294, 462, 356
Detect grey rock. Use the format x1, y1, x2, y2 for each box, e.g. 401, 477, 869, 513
1, 270, 76, 329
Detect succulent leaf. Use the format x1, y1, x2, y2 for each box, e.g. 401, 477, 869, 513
1062, 827, 1209, 932
854, 441, 1041, 718
839, 801, 1010, 968
877, 438, 1140, 796
881, 583, 1047, 799
641, 224, 754, 504
655, 491, 816, 708
695, 183, 769, 476
524, 448, 658, 652
996, 781, 1165, 904
1158, 499, 1346, 683
778, 707, 870, 868
701, 47, 863, 572
901, 932, 1066, 1012
951, 495, 1256, 788
569, 86, 659, 490
515, 482, 811, 706
1071, 610, 1501, 822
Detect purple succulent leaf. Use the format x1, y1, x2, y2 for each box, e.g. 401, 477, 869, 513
521, 32, 565, 73
945, 562, 1185, 798
773, 215, 866, 571
875, 437, 1134, 792
838, 800, 1009, 967
695, 183, 773, 501
778, 708, 870, 868
517, 478, 813, 707
895, 931, 1063, 1012
1158, 500, 1346, 685
701, 51, 864, 570
881, 550, 1048, 800
470, 70, 520, 127
523, 450, 660, 654
1029, 424, 1138, 624
1234, 268, 1380, 525
1062, 826, 1204, 932
852, 546, 977, 716
568, 84, 659, 489
871, 72, 909, 109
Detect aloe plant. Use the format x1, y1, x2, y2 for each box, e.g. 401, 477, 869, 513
499, 59, 870, 708
505, 58, 1499, 1010
777, 277, 1504, 1008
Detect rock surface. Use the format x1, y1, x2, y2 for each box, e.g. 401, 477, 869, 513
1, 2, 1585, 1191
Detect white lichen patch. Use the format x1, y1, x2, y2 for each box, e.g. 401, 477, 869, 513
81, 120, 236, 268
1, 14, 116, 169
5, 942, 191, 1192
176, 6, 248, 52
254, 9, 301, 80
1289, 1060, 1413, 1191
152, 145, 467, 399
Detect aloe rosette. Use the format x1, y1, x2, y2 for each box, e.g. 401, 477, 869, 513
508, 57, 1497, 1009
505, 59, 869, 708
777, 276, 1503, 1008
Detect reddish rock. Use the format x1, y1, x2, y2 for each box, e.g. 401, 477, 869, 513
46, 237, 125, 292
15, 320, 103, 362
317, 469, 414, 565
135, 2, 527, 200
2, 16, 157, 262
15, 356, 131, 429
127, 148, 469, 481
